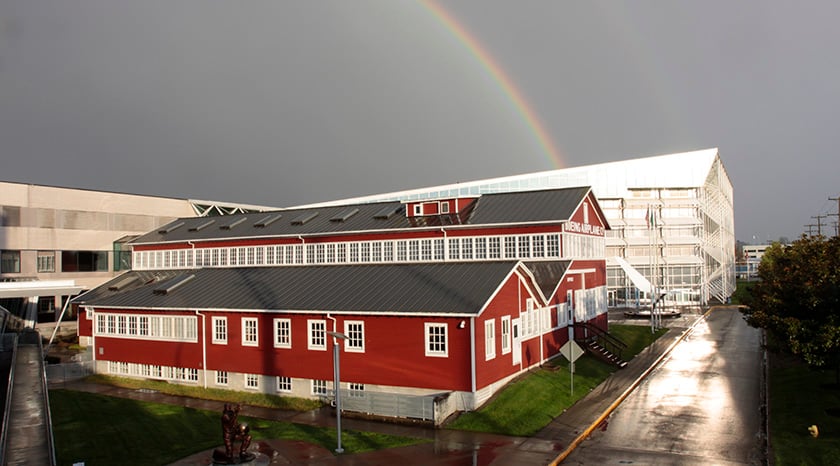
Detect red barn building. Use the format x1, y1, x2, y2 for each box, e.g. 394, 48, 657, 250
74, 187, 611, 423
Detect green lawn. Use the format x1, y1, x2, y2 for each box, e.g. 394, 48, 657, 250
769, 357, 840, 465
447, 325, 666, 436
49, 390, 425, 466
84, 374, 321, 411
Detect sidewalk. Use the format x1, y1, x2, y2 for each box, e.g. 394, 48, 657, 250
57, 319, 697, 465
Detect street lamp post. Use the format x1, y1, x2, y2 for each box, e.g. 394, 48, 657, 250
326, 331, 348, 454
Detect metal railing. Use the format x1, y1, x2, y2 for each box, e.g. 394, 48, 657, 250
329, 390, 437, 423
45, 360, 95, 386
0, 333, 19, 466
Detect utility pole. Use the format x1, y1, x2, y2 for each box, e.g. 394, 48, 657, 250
812, 215, 826, 237
829, 196, 840, 236
805, 224, 817, 236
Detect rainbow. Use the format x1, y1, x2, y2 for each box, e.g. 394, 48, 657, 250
421, 0, 565, 168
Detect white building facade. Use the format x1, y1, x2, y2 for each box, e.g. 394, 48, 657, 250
0, 181, 272, 324
297, 148, 736, 306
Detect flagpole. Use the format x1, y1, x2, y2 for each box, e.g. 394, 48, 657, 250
648, 204, 654, 334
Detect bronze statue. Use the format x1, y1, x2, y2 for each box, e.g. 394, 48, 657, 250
212, 403, 254, 464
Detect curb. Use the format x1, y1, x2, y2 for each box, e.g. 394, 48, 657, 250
548, 307, 715, 465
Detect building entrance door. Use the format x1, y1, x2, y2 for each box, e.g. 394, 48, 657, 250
511, 318, 521, 366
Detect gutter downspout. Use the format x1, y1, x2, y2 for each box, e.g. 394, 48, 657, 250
326, 313, 338, 334
188, 241, 196, 268
299, 236, 306, 264
195, 311, 207, 389
90, 307, 96, 367
441, 228, 448, 260
470, 317, 476, 399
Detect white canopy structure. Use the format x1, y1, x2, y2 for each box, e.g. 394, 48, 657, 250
297, 149, 735, 306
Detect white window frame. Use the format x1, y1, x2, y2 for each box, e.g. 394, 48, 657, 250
276, 376, 292, 393
212, 317, 227, 345
216, 370, 229, 386
485, 319, 496, 360
245, 373, 259, 390
501, 315, 511, 354
242, 317, 259, 347
312, 379, 328, 396
344, 321, 365, 353
274, 318, 292, 349
308, 319, 327, 351
425, 323, 448, 357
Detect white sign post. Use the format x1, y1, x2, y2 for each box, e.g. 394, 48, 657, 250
559, 340, 585, 396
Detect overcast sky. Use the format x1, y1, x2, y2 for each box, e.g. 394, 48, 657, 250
2, 1, 838, 242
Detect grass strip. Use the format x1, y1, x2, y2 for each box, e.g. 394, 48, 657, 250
448, 325, 666, 437
84, 374, 321, 411
769, 356, 840, 465
50, 390, 425, 465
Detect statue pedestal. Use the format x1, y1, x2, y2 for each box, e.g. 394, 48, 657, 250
211, 449, 269, 466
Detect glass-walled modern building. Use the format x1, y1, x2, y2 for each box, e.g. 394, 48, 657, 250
297, 148, 735, 306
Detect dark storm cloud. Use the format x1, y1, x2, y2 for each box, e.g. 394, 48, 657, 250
2, 0, 838, 240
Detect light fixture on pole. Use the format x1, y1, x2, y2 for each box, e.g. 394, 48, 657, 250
326, 330, 348, 454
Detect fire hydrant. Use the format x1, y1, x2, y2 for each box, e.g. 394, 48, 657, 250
808, 425, 819, 438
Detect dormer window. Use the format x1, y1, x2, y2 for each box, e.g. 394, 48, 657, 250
408, 197, 477, 218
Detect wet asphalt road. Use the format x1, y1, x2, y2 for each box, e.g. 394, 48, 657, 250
564, 308, 765, 465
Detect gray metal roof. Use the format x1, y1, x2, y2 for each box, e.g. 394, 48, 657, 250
131, 186, 593, 245
468, 188, 589, 225
524, 261, 573, 300
74, 261, 570, 316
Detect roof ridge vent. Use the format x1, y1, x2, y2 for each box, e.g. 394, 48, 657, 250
153, 274, 195, 295
108, 275, 139, 291
254, 213, 283, 228
189, 219, 215, 231
220, 217, 247, 230
373, 205, 403, 220
291, 212, 319, 225
158, 222, 185, 234
330, 208, 359, 222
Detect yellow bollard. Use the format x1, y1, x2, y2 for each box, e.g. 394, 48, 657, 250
808, 425, 819, 438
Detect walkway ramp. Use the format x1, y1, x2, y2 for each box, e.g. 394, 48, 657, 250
613, 256, 653, 294
3, 330, 56, 466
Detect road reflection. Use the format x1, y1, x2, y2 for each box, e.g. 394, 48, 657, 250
565, 308, 763, 465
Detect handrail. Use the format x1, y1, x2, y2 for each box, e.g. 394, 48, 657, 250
576, 322, 627, 359
0, 333, 20, 466
37, 331, 58, 466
